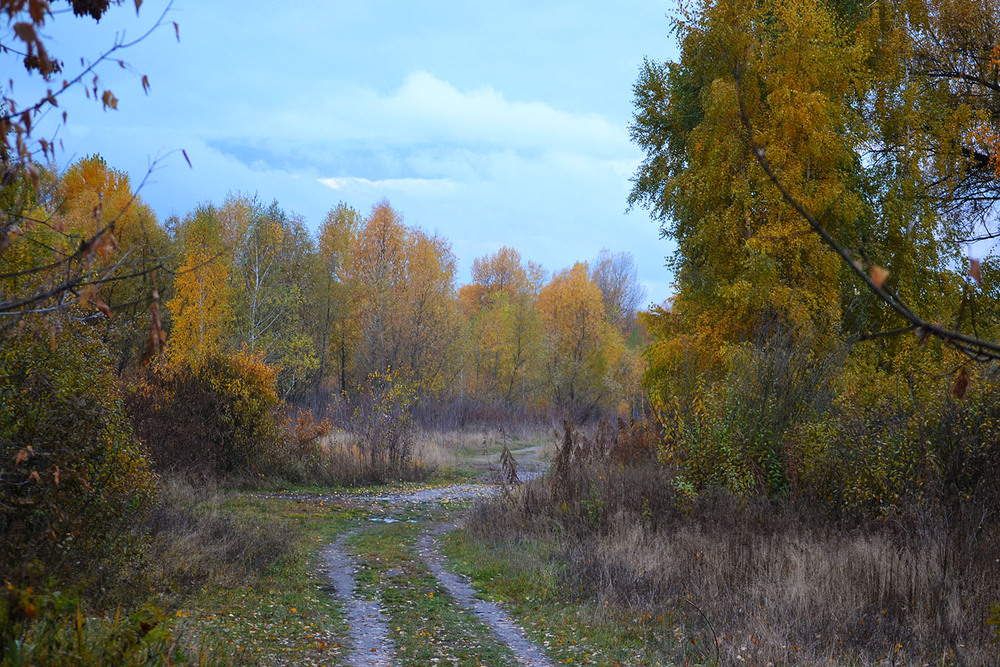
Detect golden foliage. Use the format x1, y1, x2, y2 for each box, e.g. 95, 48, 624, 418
537, 262, 623, 412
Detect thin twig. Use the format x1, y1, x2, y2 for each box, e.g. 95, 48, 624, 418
682, 596, 721, 666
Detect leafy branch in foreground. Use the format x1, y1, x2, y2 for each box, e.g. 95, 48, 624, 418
1, 0, 183, 339
0, 153, 176, 323
733, 68, 1000, 365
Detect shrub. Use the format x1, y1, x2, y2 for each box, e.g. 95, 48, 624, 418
352, 368, 417, 469
649, 327, 1000, 527
128, 350, 286, 478
652, 329, 840, 498
0, 320, 157, 592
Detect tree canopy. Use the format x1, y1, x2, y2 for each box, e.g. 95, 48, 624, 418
630, 0, 1000, 363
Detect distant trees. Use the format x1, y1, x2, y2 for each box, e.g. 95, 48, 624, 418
348, 201, 464, 396
538, 262, 623, 412
4, 152, 649, 422
463, 246, 544, 405
591, 248, 646, 335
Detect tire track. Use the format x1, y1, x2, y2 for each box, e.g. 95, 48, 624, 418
417, 528, 555, 667
320, 531, 395, 667
318, 465, 553, 666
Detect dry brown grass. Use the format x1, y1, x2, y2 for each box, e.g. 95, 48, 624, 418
467, 427, 1000, 666
311, 426, 557, 482
137, 476, 295, 599
567, 498, 999, 666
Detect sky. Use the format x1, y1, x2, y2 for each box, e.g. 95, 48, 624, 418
11, 0, 681, 304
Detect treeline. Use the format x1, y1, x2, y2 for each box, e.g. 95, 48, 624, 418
15, 156, 646, 418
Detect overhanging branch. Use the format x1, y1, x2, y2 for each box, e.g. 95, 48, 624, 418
733, 68, 1000, 363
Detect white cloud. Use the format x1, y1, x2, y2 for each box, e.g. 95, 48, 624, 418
317, 175, 458, 196
378, 71, 629, 155
214, 71, 635, 164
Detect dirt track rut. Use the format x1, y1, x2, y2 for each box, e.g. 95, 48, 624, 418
321, 480, 555, 667
321, 532, 395, 667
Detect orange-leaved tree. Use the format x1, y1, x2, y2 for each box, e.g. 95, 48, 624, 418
1, 0, 177, 322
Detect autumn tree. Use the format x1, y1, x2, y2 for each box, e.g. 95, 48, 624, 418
632, 0, 870, 361
349, 200, 463, 395
537, 262, 623, 414
349, 201, 407, 378
226, 195, 317, 397
632, 0, 1000, 362
310, 201, 359, 395
1, 0, 177, 320
167, 204, 232, 363
0, 2, 176, 604
56, 155, 170, 368
464, 246, 545, 405
400, 228, 465, 393
629, 0, 1000, 500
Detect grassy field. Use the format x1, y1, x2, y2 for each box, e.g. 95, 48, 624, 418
11, 426, 996, 666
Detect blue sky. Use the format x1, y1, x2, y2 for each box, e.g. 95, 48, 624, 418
13, 0, 680, 303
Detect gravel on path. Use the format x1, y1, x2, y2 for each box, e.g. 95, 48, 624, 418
320, 532, 395, 667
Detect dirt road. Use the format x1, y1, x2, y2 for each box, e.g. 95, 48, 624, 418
320, 477, 555, 667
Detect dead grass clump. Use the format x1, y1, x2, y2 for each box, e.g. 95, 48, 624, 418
412, 429, 466, 468
563, 502, 1000, 666
466, 419, 676, 540
470, 420, 1000, 666
140, 477, 294, 597
291, 429, 435, 487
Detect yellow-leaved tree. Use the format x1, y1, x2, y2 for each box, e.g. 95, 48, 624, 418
464, 246, 545, 405
348, 200, 464, 396
537, 262, 623, 415
312, 201, 360, 395
167, 205, 232, 363
629, 0, 1000, 501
